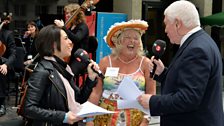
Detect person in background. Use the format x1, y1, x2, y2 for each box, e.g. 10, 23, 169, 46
54, 3, 89, 63
23, 24, 99, 126
138, 1, 224, 126
22, 21, 39, 65
35, 16, 44, 30
0, 12, 16, 116
54, 3, 92, 91
86, 20, 156, 126
55, 3, 100, 103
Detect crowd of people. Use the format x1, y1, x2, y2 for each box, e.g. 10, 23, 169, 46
0, 0, 223, 126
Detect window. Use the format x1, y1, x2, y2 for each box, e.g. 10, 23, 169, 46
14, 4, 26, 16
57, 6, 64, 15
68, 0, 78, 2
35, 5, 48, 16
14, 20, 27, 36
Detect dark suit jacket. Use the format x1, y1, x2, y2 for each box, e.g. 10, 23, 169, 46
151, 29, 224, 126
0, 29, 16, 68
0, 29, 16, 97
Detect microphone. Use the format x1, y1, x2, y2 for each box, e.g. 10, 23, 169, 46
150, 40, 166, 78
73, 48, 105, 79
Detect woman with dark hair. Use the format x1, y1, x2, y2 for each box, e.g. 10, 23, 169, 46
23, 24, 99, 126
54, 3, 98, 98
22, 21, 39, 65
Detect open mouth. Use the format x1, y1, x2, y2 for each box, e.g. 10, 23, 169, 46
127, 44, 134, 49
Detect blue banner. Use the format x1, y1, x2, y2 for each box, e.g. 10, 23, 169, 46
96, 12, 127, 63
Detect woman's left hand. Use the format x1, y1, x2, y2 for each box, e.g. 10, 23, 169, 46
87, 60, 99, 81
66, 111, 83, 124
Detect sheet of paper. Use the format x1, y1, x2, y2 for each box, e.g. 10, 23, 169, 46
117, 76, 142, 100
116, 76, 150, 115
77, 101, 115, 118
117, 100, 150, 115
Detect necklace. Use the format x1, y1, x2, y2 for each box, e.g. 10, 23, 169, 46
118, 55, 138, 64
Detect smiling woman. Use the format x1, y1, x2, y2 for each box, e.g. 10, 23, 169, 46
54, 30, 73, 60
22, 24, 100, 126
86, 20, 156, 126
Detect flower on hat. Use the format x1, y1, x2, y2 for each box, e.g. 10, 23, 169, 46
104, 19, 148, 48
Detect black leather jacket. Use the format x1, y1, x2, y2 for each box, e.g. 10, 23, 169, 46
23, 59, 97, 126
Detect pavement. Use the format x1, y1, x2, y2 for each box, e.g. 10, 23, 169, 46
150, 116, 160, 126
0, 96, 23, 126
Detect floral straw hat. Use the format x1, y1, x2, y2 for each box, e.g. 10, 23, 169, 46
104, 19, 148, 48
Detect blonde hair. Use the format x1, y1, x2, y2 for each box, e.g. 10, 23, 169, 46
64, 3, 86, 24
111, 29, 144, 57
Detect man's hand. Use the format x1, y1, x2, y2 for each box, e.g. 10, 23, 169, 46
137, 94, 152, 109
151, 56, 165, 76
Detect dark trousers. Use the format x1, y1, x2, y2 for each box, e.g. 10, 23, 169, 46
0, 73, 7, 105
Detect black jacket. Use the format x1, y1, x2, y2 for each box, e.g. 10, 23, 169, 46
23, 59, 97, 126
0, 29, 16, 68
22, 36, 38, 61
0, 29, 16, 98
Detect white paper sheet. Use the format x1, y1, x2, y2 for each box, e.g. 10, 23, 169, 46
117, 100, 150, 115
116, 77, 150, 115
117, 77, 142, 100
76, 101, 115, 118
117, 76, 142, 100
